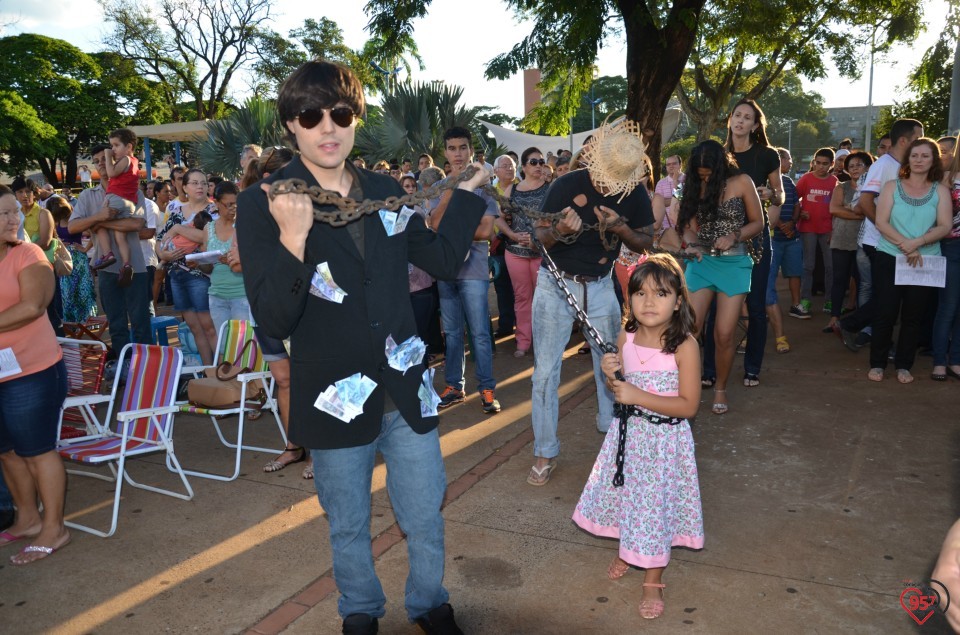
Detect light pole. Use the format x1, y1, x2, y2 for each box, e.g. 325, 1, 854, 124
864, 28, 876, 148
785, 118, 798, 157
370, 61, 403, 95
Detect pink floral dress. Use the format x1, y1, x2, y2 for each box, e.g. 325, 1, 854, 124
572, 341, 704, 568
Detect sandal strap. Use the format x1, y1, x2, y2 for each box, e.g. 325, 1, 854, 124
642, 583, 666, 589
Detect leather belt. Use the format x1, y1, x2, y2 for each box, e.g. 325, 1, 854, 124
561, 272, 602, 283
707, 244, 747, 257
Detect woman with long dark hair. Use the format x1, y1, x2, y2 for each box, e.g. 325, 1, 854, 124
709, 99, 782, 389
679, 141, 764, 414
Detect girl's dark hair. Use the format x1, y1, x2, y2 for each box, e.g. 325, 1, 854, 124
624, 253, 696, 354
677, 140, 741, 234
899, 137, 944, 183
214, 181, 239, 200
191, 210, 213, 230
47, 196, 73, 223
724, 99, 770, 150
844, 151, 873, 171
239, 160, 260, 190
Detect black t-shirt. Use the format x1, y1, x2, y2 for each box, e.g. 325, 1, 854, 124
732, 144, 781, 188
539, 169, 654, 277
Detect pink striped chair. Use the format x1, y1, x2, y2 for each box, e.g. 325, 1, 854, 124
176, 319, 285, 481
58, 344, 193, 538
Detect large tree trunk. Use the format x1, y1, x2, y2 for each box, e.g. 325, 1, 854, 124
622, 0, 705, 179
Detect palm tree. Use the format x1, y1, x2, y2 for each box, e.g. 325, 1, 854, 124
191, 96, 285, 177
354, 81, 495, 164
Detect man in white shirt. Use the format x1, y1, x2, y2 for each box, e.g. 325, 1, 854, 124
139, 197, 160, 316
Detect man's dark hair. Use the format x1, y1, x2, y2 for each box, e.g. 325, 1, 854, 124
879, 134, 891, 142
443, 127, 473, 145
277, 60, 365, 149
109, 127, 137, 148
11, 176, 38, 194
90, 143, 111, 157
210, 175, 225, 186
838, 138, 853, 148
418, 153, 431, 161
814, 147, 836, 162
556, 156, 571, 167
889, 119, 923, 145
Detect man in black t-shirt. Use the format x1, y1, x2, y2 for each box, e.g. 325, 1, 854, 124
527, 121, 655, 486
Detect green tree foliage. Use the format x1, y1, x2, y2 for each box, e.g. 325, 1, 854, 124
251, 18, 423, 98
365, 0, 706, 176
677, 0, 924, 141
190, 96, 285, 178
0, 33, 159, 185
878, 5, 958, 138
353, 81, 497, 164
99, 0, 272, 120
570, 75, 628, 133
0, 91, 58, 177
757, 71, 833, 159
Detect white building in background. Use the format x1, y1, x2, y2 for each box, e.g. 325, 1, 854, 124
824, 105, 891, 147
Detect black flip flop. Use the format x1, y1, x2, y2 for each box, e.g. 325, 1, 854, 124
947, 367, 960, 380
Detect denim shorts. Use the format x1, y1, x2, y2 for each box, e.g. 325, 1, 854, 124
170, 267, 211, 312
0, 360, 68, 457
253, 324, 289, 362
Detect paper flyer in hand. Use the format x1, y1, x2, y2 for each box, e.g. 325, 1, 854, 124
184, 250, 225, 265
310, 262, 348, 303
418, 367, 441, 417
894, 255, 946, 288
314, 372, 377, 422
384, 334, 426, 374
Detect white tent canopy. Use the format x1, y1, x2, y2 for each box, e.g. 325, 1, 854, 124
479, 107, 683, 158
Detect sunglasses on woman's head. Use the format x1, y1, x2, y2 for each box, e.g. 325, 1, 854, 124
527, 159, 546, 166
296, 106, 355, 129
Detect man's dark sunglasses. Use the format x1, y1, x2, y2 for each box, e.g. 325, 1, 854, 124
296, 107, 355, 129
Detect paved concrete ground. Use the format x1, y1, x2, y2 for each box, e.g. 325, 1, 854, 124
2, 301, 960, 634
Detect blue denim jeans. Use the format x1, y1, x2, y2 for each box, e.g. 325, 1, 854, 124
208, 295, 251, 336
766, 238, 802, 306
531, 269, 620, 456
0, 360, 67, 456
437, 278, 495, 392
933, 239, 960, 366
856, 246, 873, 306
311, 411, 449, 621
99, 271, 152, 352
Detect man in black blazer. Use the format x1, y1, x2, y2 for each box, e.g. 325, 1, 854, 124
236, 60, 489, 635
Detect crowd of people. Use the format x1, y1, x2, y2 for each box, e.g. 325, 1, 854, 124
1, 55, 958, 632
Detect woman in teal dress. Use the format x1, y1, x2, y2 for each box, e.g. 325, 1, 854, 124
49, 197, 97, 323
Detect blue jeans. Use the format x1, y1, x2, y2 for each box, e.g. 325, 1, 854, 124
933, 239, 960, 366
208, 295, 251, 336
311, 411, 449, 620
169, 268, 211, 312
98, 271, 152, 353
766, 238, 801, 306
856, 246, 873, 306
438, 278, 495, 392
531, 269, 620, 456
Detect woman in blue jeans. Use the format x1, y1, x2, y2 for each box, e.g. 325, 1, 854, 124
0, 187, 70, 564
933, 152, 960, 380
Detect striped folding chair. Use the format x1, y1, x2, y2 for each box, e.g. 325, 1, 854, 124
176, 319, 286, 481
57, 337, 112, 442
59, 344, 193, 538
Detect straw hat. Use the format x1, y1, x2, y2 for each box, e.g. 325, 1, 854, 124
580, 116, 649, 202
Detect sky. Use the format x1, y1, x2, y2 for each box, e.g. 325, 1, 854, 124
0, 0, 950, 120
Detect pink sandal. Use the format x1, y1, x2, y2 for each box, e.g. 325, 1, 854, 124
639, 582, 665, 619
607, 556, 630, 580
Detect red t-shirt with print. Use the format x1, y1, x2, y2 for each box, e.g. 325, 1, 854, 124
795, 172, 838, 234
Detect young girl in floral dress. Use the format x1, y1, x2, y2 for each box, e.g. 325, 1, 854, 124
573, 253, 704, 620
